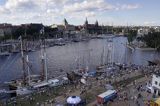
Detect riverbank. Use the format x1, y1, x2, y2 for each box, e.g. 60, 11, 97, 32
135, 47, 156, 51
0, 35, 118, 56
125, 44, 135, 50
126, 43, 157, 51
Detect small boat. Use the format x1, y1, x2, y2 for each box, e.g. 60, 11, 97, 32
16, 87, 32, 96
48, 79, 60, 87
8, 80, 32, 97
81, 38, 90, 42
96, 35, 105, 39
0, 52, 11, 56
12, 50, 20, 53
31, 81, 50, 89
96, 64, 106, 70
54, 42, 66, 46
72, 38, 81, 42
148, 60, 158, 66
107, 38, 113, 42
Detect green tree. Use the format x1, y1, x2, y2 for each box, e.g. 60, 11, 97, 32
140, 32, 160, 50
127, 29, 137, 44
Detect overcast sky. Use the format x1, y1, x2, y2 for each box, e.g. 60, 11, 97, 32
0, 0, 159, 26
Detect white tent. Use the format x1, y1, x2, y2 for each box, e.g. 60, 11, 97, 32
67, 96, 81, 104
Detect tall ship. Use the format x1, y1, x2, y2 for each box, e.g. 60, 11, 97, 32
7, 28, 69, 97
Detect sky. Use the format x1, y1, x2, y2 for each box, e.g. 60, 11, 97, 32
0, 0, 159, 26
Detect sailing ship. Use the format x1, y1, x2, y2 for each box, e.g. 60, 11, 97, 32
8, 28, 46, 96
96, 37, 115, 72
4, 27, 69, 97
54, 38, 66, 46
8, 36, 33, 96
96, 45, 106, 70
73, 49, 93, 77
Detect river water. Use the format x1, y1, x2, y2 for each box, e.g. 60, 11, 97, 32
0, 37, 160, 82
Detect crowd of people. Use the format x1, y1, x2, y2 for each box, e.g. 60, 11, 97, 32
0, 64, 159, 106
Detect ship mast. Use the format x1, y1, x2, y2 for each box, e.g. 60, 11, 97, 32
40, 27, 48, 81
25, 25, 32, 85
26, 55, 31, 85
44, 39, 48, 81
101, 44, 105, 65
41, 41, 45, 80
20, 36, 26, 84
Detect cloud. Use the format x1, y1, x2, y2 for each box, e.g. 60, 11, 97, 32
5, 0, 37, 12
0, 0, 37, 15
67, 11, 96, 19
0, 0, 141, 25
120, 4, 140, 10
47, 9, 59, 14
85, 11, 95, 17
0, 6, 10, 14
144, 21, 156, 26
61, 0, 141, 17
62, 0, 115, 14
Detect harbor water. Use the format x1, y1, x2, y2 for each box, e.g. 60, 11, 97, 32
0, 36, 160, 83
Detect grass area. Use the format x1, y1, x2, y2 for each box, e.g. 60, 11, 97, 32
4, 86, 66, 106
1, 74, 145, 106
85, 74, 145, 105
113, 74, 145, 88
82, 86, 106, 104
83, 92, 94, 103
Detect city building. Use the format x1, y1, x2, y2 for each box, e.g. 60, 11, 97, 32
0, 23, 12, 37
152, 73, 160, 96
153, 26, 160, 32
63, 18, 76, 34
137, 27, 149, 37
51, 19, 76, 33
83, 18, 101, 34
21, 23, 43, 31
51, 24, 65, 31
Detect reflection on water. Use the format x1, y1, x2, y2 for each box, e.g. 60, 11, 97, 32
0, 37, 159, 82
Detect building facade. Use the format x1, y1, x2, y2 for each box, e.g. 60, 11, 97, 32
0, 23, 12, 37
83, 18, 102, 34
152, 73, 160, 96
137, 27, 149, 37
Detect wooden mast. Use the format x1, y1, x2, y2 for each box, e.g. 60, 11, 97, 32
20, 36, 26, 85
40, 27, 48, 81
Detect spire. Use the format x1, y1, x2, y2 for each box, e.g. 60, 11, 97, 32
63, 18, 68, 26
95, 20, 98, 27
85, 17, 88, 25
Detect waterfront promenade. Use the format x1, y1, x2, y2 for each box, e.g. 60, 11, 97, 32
1, 64, 159, 106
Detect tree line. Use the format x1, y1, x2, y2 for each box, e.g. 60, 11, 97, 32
0, 25, 58, 41
138, 32, 160, 51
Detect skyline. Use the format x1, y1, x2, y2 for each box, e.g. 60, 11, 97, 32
0, 0, 159, 26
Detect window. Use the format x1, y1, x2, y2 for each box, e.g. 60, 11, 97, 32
155, 81, 158, 85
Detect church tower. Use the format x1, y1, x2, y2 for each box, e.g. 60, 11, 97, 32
85, 17, 88, 26
95, 20, 99, 27
63, 18, 68, 26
